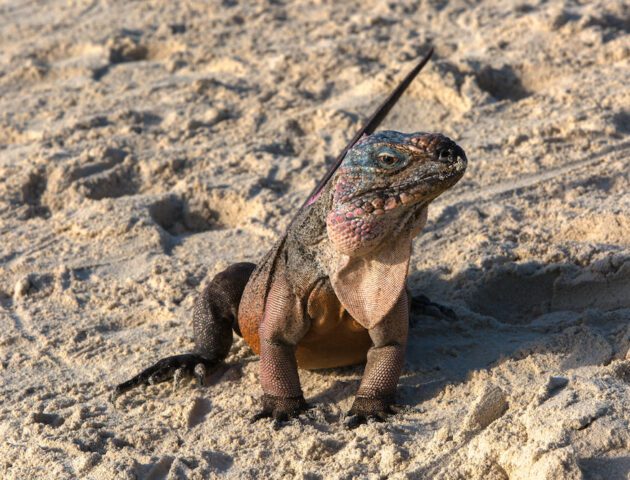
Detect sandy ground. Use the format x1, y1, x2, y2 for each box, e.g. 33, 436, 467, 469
1, 0, 629, 478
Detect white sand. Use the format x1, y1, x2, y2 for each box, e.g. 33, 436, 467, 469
1, 0, 629, 478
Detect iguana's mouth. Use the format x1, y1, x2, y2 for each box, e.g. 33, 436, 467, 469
342, 158, 466, 214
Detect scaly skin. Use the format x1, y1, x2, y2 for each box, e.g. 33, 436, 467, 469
113, 51, 468, 427
238, 131, 466, 424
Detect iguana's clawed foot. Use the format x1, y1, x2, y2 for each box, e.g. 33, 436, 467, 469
251, 395, 309, 429
411, 294, 457, 320
111, 353, 217, 401
344, 396, 403, 429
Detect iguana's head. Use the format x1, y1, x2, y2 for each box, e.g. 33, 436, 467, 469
326, 130, 467, 255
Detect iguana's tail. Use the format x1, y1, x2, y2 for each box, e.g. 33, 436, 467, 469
113, 262, 255, 399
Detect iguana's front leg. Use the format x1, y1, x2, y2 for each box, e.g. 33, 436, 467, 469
252, 275, 311, 423
347, 291, 409, 427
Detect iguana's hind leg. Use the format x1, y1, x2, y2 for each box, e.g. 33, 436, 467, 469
113, 262, 255, 399
192, 262, 256, 354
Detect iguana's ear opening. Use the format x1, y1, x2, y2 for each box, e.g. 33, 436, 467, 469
329, 237, 412, 329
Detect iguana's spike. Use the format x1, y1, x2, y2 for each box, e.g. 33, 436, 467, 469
304, 47, 434, 207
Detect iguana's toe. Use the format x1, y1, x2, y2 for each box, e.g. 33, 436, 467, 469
411, 294, 457, 320
172, 368, 186, 391
251, 394, 309, 426
344, 396, 401, 429
194, 363, 207, 387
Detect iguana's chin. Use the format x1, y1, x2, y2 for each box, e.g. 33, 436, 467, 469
325, 197, 425, 256
326, 207, 385, 256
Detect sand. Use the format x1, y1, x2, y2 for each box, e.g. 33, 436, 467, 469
1, 0, 629, 478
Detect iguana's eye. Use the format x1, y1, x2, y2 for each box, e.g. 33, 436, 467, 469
377, 154, 400, 168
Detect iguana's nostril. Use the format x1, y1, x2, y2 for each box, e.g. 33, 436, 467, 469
436, 143, 466, 164
437, 147, 453, 163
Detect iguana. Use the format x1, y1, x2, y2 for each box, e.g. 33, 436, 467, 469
113, 49, 468, 426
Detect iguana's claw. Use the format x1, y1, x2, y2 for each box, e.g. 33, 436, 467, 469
172, 368, 185, 392
411, 294, 457, 320
251, 394, 309, 427
194, 363, 207, 387
112, 353, 217, 400
344, 397, 402, 429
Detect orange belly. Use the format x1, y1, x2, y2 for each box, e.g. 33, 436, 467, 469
240, 311, 370, 370
295, 312, 371, 369
238, 279, 371, 370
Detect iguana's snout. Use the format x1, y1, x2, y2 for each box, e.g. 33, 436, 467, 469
408, 133, 468, 185
325, 130, 467, 255
410, 132, 467, 168
406, 132, 467, 193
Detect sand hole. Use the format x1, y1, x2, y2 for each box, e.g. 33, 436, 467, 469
41, 148, 137, 210
466, 267, 559, 323
201, 451, 233, 472
77, 163, 139, 200
611, 110, 630, 134
107, 35, 148, 64
20, 168, 50, 219
475, 64, 530, 101
149, 195, 218, 234
149, 189, 258, 235
465, 260, 630, 324
583, 12, 630, 42
32, 412, 64, 427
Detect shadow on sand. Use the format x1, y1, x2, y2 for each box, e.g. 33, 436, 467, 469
309, 255, 630, 407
